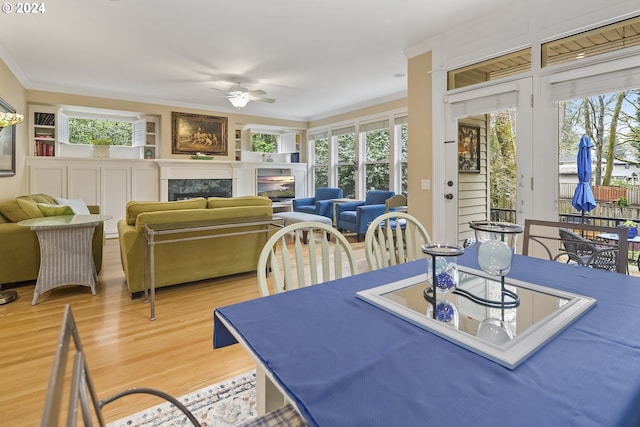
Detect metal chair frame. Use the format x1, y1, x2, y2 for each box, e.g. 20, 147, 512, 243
41, 305, 200, 427
522, 219, 628, 274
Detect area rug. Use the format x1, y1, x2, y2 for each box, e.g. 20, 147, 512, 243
107, 370, 257, 427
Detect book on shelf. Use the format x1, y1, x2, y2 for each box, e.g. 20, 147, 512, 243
34, 112, 55, 126
35, 140, 55, 156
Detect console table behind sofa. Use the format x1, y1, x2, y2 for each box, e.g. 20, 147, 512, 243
117, 196, 274, 298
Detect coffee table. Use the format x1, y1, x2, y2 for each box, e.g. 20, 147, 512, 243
18, 214, 112, 305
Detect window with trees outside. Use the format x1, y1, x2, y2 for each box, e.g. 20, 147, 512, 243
558, 89, 640, 217
251, 132, 278, 153
399, 121, 408, 196
311, 132, 329, 188
335, 126, 356, 199
364, 122, 390, 191
57, 107, 148, 154
69, 118, 133, 145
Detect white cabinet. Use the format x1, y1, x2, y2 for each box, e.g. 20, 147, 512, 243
26, 158, 158, 237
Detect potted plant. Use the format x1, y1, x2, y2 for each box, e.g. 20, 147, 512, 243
624, 219, 638, 239
91, 138, 112, 158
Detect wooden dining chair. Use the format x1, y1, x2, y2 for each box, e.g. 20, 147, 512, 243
256, 221, 358, 296
384, 194, 408, 213
364, 212, 431, 270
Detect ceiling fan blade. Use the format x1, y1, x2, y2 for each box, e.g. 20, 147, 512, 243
249, 95, 276, 103
248, 89, 267, 96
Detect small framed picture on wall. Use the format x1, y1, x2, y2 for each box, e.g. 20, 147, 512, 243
458, 124, 480, 173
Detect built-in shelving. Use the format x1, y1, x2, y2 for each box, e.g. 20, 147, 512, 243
31, 107, 57, 157
235, 129, 242, 161
142, 118, 158, 159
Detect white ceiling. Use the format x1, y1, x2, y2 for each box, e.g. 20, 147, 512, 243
0, 0, 512, 122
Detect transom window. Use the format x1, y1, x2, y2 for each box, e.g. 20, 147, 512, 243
542, 15, 640, 67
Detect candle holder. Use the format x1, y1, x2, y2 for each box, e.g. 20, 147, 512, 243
421, 243, 464, 322
467, 220, 524, 316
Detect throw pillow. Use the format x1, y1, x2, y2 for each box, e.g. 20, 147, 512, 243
16, 198, 45, 219
0, 199, 32, 222
37, 203, 74, 217
53, 197, 91, 214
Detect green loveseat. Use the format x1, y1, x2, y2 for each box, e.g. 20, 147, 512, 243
0, 194, 104, 287
117, 196, 274, 296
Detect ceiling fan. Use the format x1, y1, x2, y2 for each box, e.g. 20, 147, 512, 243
214, 82, 276, 108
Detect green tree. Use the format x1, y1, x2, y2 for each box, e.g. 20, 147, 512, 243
365, 129, 390, 190
560, 91, 636, 186
69, 118, 132, 146
489, 111, 517, 210
337, 133, 356, 198
251, 133, 277, 152
313, 137, 329, 187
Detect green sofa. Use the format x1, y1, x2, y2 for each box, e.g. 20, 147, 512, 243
0, 194, 104, 287
117, 196, 274, 296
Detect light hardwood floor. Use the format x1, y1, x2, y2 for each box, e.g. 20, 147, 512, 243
0, 236, 368, 426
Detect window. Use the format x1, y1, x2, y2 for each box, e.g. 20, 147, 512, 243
308, 111, 407, 199
57, 107, 147, 149
250, 132, 278, 153
363, 120, 390, 191
68, 118, 133, 146
542, 15, 640, 68
398, 120, 408, 196
310, 131, 329, 188
335, 126, 356, 199
447, 48, 531, 90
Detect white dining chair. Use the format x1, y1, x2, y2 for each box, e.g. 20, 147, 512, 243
257, 221, 358, 297
364, 212, 431, 270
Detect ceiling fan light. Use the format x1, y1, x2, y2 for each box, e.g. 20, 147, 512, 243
229, 94, 250, 108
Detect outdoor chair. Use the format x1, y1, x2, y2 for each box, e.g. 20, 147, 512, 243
364, 212, 431, 270
558, 228, 619, 271
292, 187, 343, 220
522, 219, 628, 274
256, 221, 358, 296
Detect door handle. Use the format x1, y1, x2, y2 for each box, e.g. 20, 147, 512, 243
444, 193, 454, 200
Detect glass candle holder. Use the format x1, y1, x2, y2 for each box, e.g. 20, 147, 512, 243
421, 243, 465, 321
422, 243, 465, 294
469, 221, 524, 278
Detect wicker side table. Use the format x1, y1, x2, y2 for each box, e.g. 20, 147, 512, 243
18, 214, 111, 305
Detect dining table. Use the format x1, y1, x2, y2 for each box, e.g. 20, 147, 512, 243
213, 248, 640, 427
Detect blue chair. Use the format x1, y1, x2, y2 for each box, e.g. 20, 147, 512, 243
336, 190, 395, 241
292, 187, 343, 220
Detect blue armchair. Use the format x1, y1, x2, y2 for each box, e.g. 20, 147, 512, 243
292, 187, 343, 220
336, 190, 395, 241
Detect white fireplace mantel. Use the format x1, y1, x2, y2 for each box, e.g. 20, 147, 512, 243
156, 159, 239, 201
155, 159, 307, 201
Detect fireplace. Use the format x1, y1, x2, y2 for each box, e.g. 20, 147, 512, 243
168, 179, 232, 201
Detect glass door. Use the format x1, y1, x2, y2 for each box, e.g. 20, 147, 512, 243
443, 79, 533, 245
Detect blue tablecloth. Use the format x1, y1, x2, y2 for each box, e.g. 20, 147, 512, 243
214, 249, 640, 427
